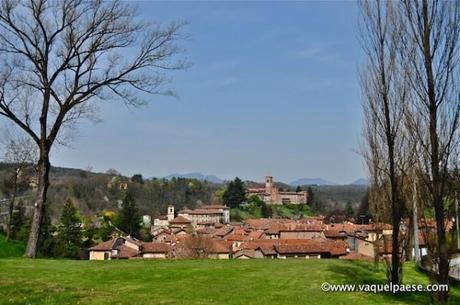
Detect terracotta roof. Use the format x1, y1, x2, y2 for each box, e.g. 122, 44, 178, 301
89, 238, 116, 251
324, 229, 348, 238
200, 205, 228, 209
187, 209, 223, 215
279, 223, 323, 232
248, 230, 265, 239
196, 227, 216, 235
240, 239, 278, 250
214, 226, 234, 237
118, 244, 138, 258
209, 241, 230, 254
275, 239, 348, 256
234, 249, 257, 258
169, 216, 192, 224
244, 219, 272, 229
258, 247, 277, 256
142, 243, 171, 253
226, 234, 251, 242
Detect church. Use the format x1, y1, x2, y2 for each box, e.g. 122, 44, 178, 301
247, 176, 308, 205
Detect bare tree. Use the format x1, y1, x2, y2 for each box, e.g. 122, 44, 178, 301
0, 0, 187, 257
400, 1, 460, 302
175, 234, 215, 259
0, 129, 37, 240
359, 0, 411, 284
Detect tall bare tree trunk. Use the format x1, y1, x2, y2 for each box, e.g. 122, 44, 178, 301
25, 150, 50, 258
413, 180, 421, 263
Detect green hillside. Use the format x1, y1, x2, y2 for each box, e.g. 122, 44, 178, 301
0, 258, 457, 305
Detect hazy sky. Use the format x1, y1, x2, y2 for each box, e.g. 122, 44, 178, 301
50, 1, 366, 184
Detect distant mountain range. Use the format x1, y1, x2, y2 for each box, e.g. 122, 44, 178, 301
161, 172, 369, 187
349, 178, 370, 186
163, 172, 224, 184
289, 178, 337, 186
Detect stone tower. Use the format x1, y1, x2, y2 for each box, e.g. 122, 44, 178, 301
265, 176, 273, 194
167, 205, 175, 221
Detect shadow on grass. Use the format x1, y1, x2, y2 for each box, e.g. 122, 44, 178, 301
326, 260, 438, 305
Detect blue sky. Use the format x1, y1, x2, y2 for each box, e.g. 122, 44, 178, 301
51, 1, 366, 184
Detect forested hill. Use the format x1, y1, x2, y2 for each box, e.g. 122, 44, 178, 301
0, 163, 222, 222
0, 163, 368, 222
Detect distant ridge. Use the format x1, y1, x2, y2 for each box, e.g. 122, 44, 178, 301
289, 177, 337, 186
349, 178, 370, 186
164, 172, 224, 184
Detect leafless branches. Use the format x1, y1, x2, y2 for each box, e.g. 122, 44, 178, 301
0, 0, 187, 257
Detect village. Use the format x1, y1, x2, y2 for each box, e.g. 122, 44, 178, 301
88, 176, 436, 262
1, 1, 460, 304
89, 202, 439, 261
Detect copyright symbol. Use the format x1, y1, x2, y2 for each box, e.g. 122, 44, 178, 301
321, 282, 331, 292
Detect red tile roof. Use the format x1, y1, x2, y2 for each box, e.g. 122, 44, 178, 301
142, 243, 171, 253
118, 245, 138, 258
169, 216, 192, 224
234, 249, 257, 258
89, 238, 116, 251
209, 241, 230, 254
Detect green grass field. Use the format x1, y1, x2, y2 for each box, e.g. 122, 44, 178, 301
0, 258, 459, 305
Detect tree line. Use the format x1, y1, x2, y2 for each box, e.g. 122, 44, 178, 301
359, 1, 460, 302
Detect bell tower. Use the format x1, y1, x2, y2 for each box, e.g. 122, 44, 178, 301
167, 205, 175, 221
265, 176, 273, 194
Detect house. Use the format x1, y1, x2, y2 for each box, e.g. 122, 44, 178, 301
234, 249, 261, 259
178, 205, 230, 225
279, 223, 325, 240
88, 236, 171, 260
88, 236, 142, 260
275, 239, 348, 259
141, 243, 171, 259
169, 216, 192, 229
208, 241, 231, 259
247, 176, 308, 205
152, 205, 230, 232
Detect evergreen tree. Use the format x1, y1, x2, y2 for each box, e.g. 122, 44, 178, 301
261, 201, 272, 218
222, 177, 246, 208
307, 187, 314, 204
9, 201, 27, 241
296, 186, 302, 192
345, 201, 354, 218
131, 174, 144, 184
39, 210, 57, 257
307, 186, 323, 213
55, 200, 83, 258
117, 192, 141, 237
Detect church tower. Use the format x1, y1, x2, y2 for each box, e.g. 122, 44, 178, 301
265, 176, 273, 194
167, 205, 175, 221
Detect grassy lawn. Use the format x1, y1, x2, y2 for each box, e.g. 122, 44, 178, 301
0, 235, 25, 258
0, 258, 459, 305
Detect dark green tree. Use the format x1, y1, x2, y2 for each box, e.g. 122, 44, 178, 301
10, 202, 29, 241
261, 201, 272, 218
307, 186, 314, 204
222, 177, 246, 208
296, 186, 302, 192
117, 192, 141, 237
247, 195, 264, 207
55, 200, 83, 258
131, 174, 144, 184
345, 201, 354, 218
38, 211, 57, 257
